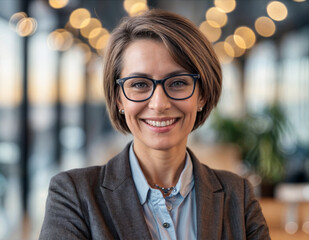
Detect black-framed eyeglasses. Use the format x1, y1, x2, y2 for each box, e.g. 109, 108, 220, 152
116, 73, 200, 102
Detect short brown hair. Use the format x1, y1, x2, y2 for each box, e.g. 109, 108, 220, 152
103, 9, 222, 134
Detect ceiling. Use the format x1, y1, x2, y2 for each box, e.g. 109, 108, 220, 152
46, 0, 309, 44
1, 0, 309, 51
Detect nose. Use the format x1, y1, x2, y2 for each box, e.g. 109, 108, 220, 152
148, 85, 171, 112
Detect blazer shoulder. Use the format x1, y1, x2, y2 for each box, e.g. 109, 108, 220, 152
50, 165, 107, 191
211, 167, 244, 183
203, 164, 247, 192
65, 165, 105, 178
50, 143, 132, 192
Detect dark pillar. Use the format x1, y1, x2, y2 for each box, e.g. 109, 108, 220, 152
20, 0, 31, 212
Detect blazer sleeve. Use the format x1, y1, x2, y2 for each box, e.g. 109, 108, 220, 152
39, 172, 90, 240
244, 178, 271, 240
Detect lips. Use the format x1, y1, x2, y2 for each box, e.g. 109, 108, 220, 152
145, 119, 177, 127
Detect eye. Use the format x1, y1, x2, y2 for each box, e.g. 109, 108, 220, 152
125, 78, 152, 91
131, 81, 150, 89
170, 80, 187, 87
168, 78, 189, 88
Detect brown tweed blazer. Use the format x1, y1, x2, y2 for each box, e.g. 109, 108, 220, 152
39, 143, 270, 239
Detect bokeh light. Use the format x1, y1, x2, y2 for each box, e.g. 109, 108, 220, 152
80, 18, 102, 38
64, 21, 79, 37
95, 34, 110, 56
9, 12, 27, 31
255, 16, 276, 37
47, 29, 74, 51
214, 0, 236, 13
88, 27, 109, 49
69, 8, 91, 29
223, 41, 234, 58
285, 221, 298, 234
225, 35, 245, 57
16, 17, 37, 37
199, 20, 221, 42
267, 1, 288, 21
213, 41, 233, 64
302, 222, 309, 234
129, 2, 149, 16
234, 26, 256, 49
206, 7, 228, 28
96, 34, 110, 50
124, 0, 147, 13
49, 0, 69, 9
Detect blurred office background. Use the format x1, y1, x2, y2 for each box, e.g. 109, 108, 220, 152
0, 0, 309, 239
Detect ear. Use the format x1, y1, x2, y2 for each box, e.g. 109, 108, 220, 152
116, 86, 125, 110
117, 94, 124, 111
197, 94, 206, 111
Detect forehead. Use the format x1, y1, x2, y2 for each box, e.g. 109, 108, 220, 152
120, 39, 186, 78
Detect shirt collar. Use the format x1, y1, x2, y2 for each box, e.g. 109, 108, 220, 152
129, 143, 150, 205
175, 152, 194, 198
129, 143, 194, 204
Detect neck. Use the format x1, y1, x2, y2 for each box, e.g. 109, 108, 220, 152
133, 141, 187, 188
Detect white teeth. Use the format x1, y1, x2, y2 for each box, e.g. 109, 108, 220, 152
145, 119, 176, 127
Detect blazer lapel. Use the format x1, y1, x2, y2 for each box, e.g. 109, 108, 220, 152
188, 148, 224, 240
100, 143, 152, 239
99, 144, 224, 239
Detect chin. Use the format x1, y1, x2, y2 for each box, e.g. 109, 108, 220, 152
146, 137, 186, 151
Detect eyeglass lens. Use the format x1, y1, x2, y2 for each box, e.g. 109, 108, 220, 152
122, 75, 195, 101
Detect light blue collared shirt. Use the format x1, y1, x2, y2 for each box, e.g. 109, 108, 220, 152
129, 144, 197, 240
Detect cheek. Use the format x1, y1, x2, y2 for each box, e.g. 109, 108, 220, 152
176, 101, 198, 124
181, 97, 199, 114
123, 104, 146, 133
122, 100, 145, 121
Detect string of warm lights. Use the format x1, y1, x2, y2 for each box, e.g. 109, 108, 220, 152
7, 0, 306, 61
45, 0, 149, 59
45, 7, 108, 60
3, 0, 152, 106
199, 0, 237, 63
199, 0, 306, 64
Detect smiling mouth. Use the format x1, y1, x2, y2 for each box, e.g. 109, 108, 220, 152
145, 119, 177, 127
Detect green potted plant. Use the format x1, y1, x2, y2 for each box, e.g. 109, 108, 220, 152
211, 104, 288, 195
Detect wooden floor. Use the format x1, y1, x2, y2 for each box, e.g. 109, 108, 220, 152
259, 198, 309, 239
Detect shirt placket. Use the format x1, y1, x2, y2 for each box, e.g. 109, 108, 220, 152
150, 189, 177, 240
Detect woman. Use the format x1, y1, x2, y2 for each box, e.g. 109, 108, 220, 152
40, 9, 270, 240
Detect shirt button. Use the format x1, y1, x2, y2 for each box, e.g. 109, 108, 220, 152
173, 188, 177, 192
163, 222, 170, 228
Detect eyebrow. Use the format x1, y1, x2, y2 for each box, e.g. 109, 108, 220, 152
127, 70, 189, 79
